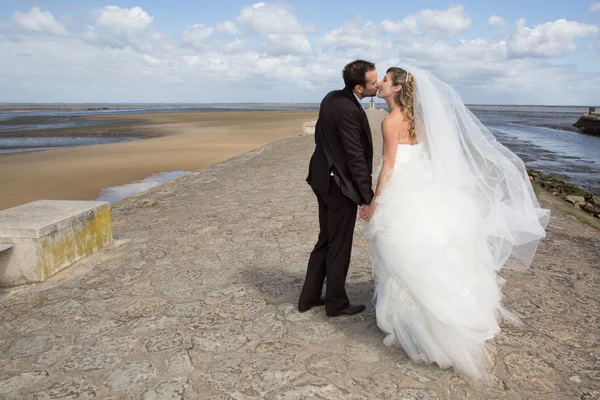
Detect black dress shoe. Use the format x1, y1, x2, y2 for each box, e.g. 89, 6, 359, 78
298, 296, 326, 312
327, 304, 366, 317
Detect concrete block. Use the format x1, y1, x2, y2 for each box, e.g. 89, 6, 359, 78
303, 121, 316, 135
0, 200, 112, 287
0, 243, 13, 253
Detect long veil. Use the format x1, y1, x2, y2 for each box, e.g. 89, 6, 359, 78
406, 66, 550, 271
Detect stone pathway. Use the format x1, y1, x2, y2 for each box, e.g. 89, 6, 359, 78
0, 110, 598, 399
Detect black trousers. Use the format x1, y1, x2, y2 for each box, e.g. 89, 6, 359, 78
299, 176, 358, 315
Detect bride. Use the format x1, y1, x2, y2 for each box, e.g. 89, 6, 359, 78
359, 66, 550, 379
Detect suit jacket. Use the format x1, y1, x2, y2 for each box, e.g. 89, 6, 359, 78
306, 88, 374, 205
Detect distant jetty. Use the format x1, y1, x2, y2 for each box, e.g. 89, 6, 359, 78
574, 107, 600, 135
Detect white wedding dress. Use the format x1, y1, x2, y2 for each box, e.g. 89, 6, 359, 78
366, 143, 514, 378
366, 143, 526, 379
364, 66, 549, 379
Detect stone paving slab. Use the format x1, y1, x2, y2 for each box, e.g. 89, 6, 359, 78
0, 110, 598, 399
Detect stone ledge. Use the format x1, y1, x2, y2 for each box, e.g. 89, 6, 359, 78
0, 200, 112, 287
0, 200, 110, 238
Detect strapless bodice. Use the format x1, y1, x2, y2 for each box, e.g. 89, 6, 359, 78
395, 143, 423, 166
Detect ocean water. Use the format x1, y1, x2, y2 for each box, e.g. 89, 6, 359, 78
0, 136, 139, 154
0, 104, 598, 196
96, 171, 190, 203
469, 106, 599, 196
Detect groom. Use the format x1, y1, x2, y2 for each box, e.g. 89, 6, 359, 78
298, 60, 379, 317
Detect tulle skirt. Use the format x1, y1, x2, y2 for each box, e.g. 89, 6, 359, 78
365, 156, 519, 379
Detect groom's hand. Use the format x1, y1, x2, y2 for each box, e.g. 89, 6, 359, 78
360, 204, 375, 221
359, 205, 369, 221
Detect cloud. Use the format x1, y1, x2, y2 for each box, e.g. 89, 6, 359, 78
417, 5, 472, 36
224, 38, 246, 53
488, 16, 506, 27
381, 5, 471, 37
381, 17, 419, 35
321, 18, 383, 50
507, 18, 599, 58
143, 54, 160, 66
237, 2, 311, 35
393, 37, 508, 85
0, 3, 599, 105
590, 2, 600, 14
266, 33, 311, 54
11, 7, 69, 36
182, 24, 214, 47
81, 6, 161, 53
215, 21, 240, 35
94, 6, 153, 32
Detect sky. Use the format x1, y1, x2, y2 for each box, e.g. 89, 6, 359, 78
0, 1, 599, 105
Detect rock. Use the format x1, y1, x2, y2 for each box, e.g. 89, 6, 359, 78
503, 352, 563, 393
63, 337, 136, 372
0, 371, 49, 396
582, 203, 600, 215
7, 335, 55, 357
167, 351, 194, 374
303, 353, 350, 380
351, 375, 398, 399
104, 361, 158, 394
396, 388, 439, 400
31, 378, 97, 399
273, 383, 367, 400
581, 390, 600, 400
565, 195, 585, 205
141, 379, 190, 400
191, 328, 248, 354
144, 330, 184, 353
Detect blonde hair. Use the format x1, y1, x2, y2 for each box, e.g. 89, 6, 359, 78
387, 67, 415, 139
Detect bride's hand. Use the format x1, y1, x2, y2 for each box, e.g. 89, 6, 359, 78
368, 202, 377, 219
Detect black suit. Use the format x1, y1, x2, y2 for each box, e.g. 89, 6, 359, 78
300, 88, 374, 316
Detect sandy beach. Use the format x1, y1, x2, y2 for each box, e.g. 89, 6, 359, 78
0, 110, 317, 210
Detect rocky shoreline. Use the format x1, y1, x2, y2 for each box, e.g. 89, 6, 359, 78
527, 167, 600, 219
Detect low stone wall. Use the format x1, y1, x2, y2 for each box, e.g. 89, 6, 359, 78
527, 168, 600, 219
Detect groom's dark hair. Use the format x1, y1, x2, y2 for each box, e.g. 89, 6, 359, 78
343, 59, 376, 90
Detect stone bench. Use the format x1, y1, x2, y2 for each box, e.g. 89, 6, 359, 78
0, 200, 112, 287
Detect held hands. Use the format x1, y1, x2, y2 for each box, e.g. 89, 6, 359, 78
359, 203, 376, 221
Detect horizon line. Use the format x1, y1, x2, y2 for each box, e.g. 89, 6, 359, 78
0, 102, 596, 108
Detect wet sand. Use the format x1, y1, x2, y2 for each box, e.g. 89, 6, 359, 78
0, 111, 317, 210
